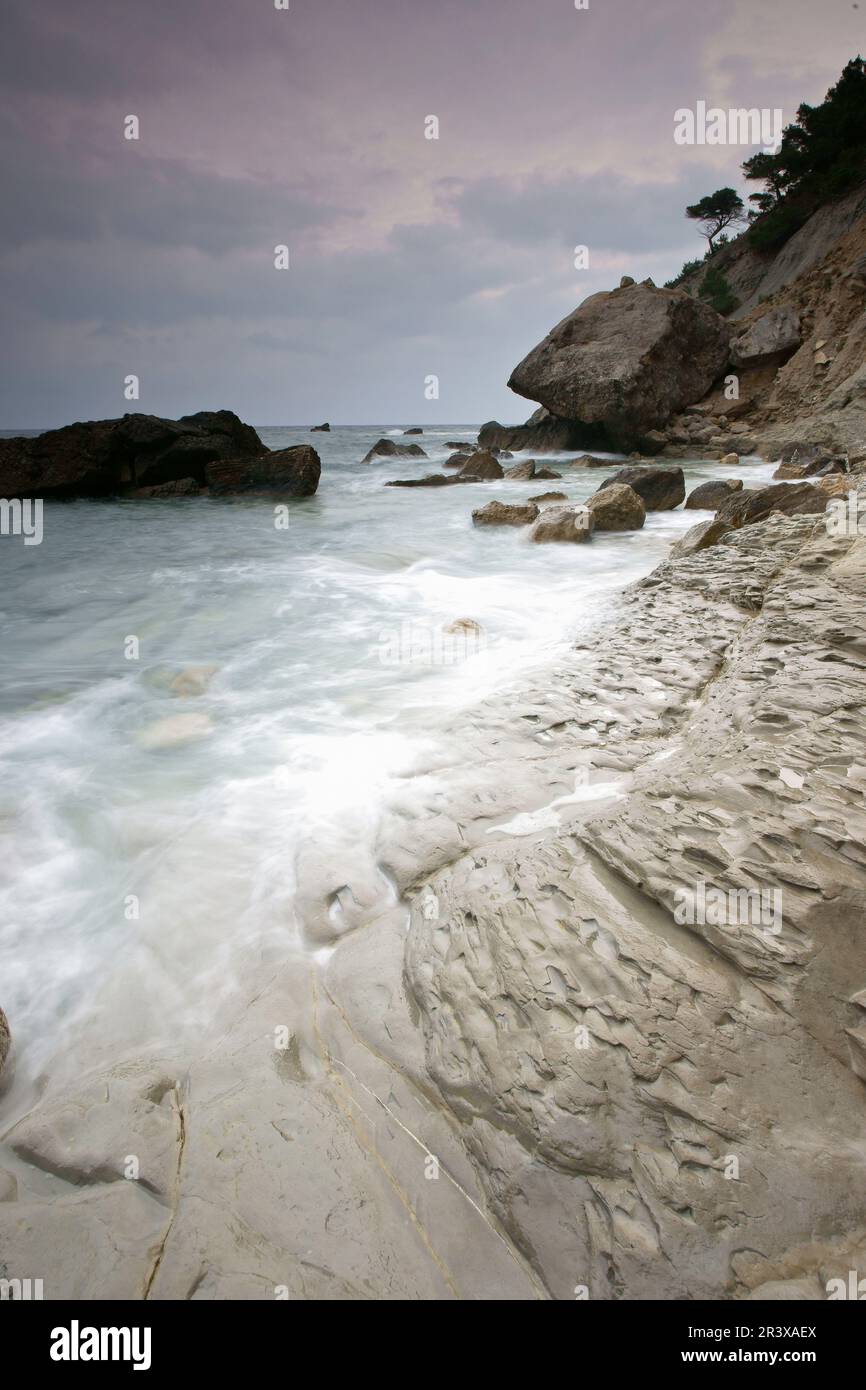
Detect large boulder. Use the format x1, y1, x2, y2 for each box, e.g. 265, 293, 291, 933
457, 451, 504, 481
586, 483, 646, 531
507, 282, 730, 449
206, 446, 320, 498
361, 438, 427, 463
472, 501, 539, 527
0, 411, 264, 499
685, 478, 744, 509
730, 308, 801, 367
529, 504, 594, 544
597, 464, 685, 510
503, 460, 537, 480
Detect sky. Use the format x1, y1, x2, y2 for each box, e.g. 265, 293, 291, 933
1, 0, 863, 428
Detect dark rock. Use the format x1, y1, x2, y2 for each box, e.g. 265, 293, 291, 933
310, 422, 331, 432
472, 501, 540, 527
361, 438, 428, 463
507, 282, 730, 449
528, 490, 567, 503
670, 517, 732, 557
533, 467, 562, 480
403, 428, 424, 435
597, 465, 685, 510
207, 446, 321, 498
586, 483, 646, 531
685, 478, 744, 509
0, 410, 264, 499
477, 412, 594, 453
132, 478, 201, 498
444, 451, 472, 467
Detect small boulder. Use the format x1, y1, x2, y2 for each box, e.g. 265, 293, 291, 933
586, 483, 646, 531
310, 422, 331, 432
503, 460, 536, 480
597, 465, 685, 510
720, 452, 739, 467
685, 478, 744, 510
458, 451, 504, 481
403, 428, 423, 435
570, 454, 611, 468
472, 500, 540, 527
529, 490, 567, 503
444, 449, 473, 467
533, 467, 562, 480
361, 438, 427, 463
670, 517, 732, 557
529, 505, 594, 544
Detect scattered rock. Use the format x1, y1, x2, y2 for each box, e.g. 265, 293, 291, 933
720, 452, 739, 467
586, 482, 646, 531
597, 464, 685, 510
361, 438, 428, 463
206, 446, 321, 498
503, 460, 536, 480
444, 449, 473, 467
310, 422, 331, 432
529, 505, 594, 544
457, 451, 504, 481
570, 453, 613, 467
533, 467, 562, 480
528, 491, 567, 503
403, 428, 423, 435
472, 501, 540, 527
385, 474, 458, 488
507, 282, 730, 449
685, 478, 744, 509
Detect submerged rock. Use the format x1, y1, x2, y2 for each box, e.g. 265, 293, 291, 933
385, 473, 458, 488
310, 422, 331, 432
597, 464, 685, 510
361, 438, 427, 463
586, 482, 646, 531
472, 500, 539, 527
507, 282, 730, 449
403, 428, 423, 435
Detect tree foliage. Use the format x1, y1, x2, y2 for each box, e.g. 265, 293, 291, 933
685, 188, 746, 251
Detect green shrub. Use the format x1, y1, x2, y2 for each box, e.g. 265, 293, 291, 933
698, 266, 738, 315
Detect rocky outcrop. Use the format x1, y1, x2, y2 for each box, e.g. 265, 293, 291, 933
685, 478, 744, 509
586, 482, 646, 531
404, 502, 866, 1299
529, 504, 594, 543
597, 465, 685, 510
715, 480, 825, 530
0, 411, 264, 499
472, 501, 539, 527
361, 439, 428, 463
507, 282, 730, 450
206, 446, 321, 498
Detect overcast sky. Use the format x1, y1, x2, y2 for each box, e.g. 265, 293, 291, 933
1, 0, 862, 427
